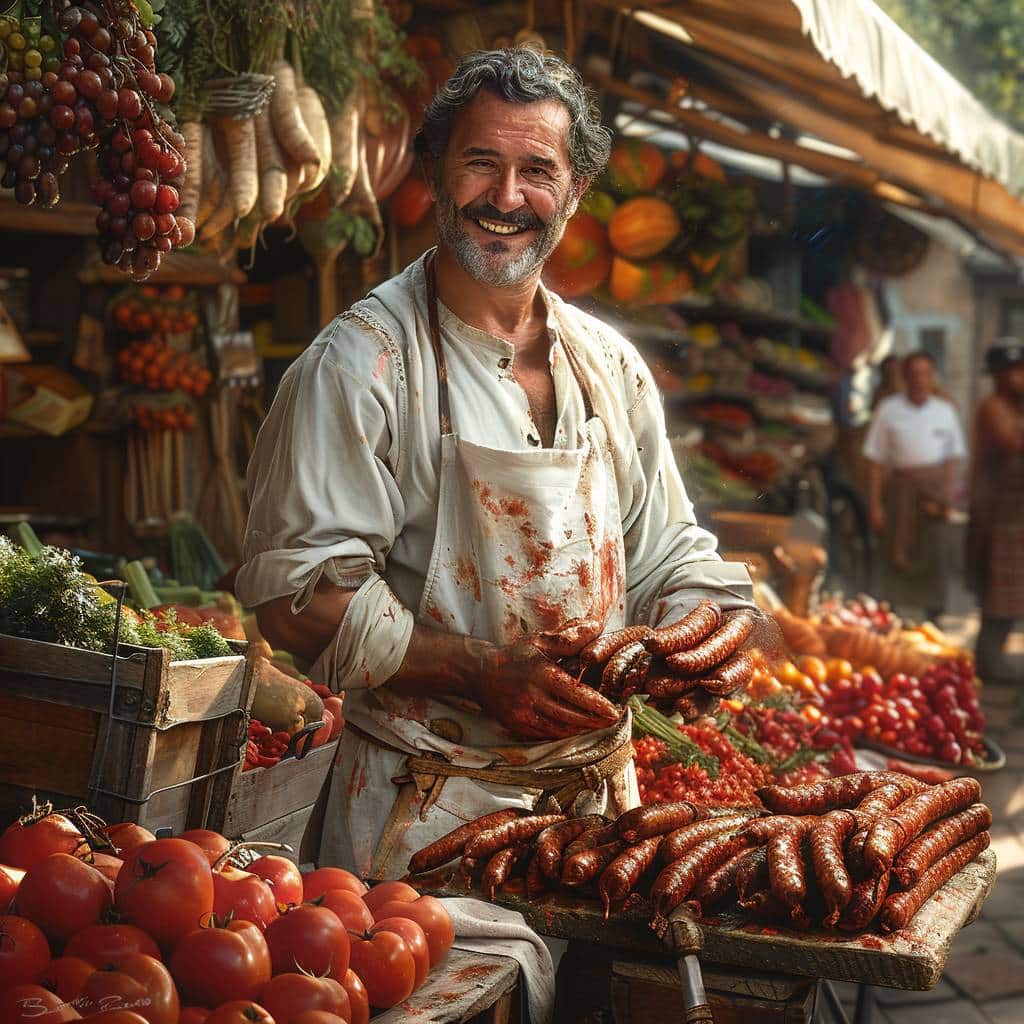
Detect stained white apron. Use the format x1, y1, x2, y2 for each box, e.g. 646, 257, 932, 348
318, 258, 638, 878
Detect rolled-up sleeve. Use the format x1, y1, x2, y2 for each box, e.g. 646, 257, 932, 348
235, 321, 405, 611
618, 347, 753, 627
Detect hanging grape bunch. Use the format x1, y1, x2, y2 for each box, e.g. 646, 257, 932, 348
0, 0, 194, 281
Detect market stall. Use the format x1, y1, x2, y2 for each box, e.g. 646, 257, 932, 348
1, 0, 1021, 1022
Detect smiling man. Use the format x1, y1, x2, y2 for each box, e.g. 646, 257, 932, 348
237, 49, 753, 877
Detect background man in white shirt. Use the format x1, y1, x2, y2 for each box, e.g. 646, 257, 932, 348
863, 351, 967, 621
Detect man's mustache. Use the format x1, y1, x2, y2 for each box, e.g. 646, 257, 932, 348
460, 201, 544, 231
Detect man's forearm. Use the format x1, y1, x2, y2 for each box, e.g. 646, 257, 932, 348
256, 579, 492, 700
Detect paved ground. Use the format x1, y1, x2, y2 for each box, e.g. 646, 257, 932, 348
829, 611, 1024, 1024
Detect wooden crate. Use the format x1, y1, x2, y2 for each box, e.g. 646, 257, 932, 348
0, 633, 254, 834
210, 734, 340, 863
611, 960, 816, 1024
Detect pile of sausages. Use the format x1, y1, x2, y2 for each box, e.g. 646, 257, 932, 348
571, 601, 757, 706
406, 770, 991, 941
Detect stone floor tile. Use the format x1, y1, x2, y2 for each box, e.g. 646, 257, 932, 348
980, 995, 1024, 1024
871, 977, 958, 1006
993, 918, 1024, 952
872, 998, 989, 1024
943, 952, 1024, 1001
951, 920, 1012, 955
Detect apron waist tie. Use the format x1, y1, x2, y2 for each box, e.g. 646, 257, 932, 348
346, 719, 633, 820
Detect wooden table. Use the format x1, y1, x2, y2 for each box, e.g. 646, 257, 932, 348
374, 947, 519, 1024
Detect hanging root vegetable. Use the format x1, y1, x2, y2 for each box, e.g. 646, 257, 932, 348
255, 109, 288, 222
177, 122, 205, 224
328, 87, 362, 208
217, 116, 259, 220
296, 86, 332, 194
195, 124, 225, 232
270, 59, 321, 168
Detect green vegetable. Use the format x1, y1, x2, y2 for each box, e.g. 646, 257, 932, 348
628, 695, 719, 778
12, 521, 43, 557
124, 560, 161, 610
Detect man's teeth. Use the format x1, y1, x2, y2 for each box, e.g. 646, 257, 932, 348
477, 219, 523, 235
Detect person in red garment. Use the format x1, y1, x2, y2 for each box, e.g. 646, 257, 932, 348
236, 49, 753, 879
967, 338, 1024, 683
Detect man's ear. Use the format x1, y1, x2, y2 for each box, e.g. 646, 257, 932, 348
567, 175, 593, 217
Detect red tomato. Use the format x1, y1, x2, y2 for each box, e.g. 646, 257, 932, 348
340, 968, 369, 1024
178, 829, 233, 868
361, 880, 416, 917
264, 904, 350, 978
179, 1010, 210, 1024
0, 864, 24, 909
78, 953, 179, 1024
0, 983, 82, 1022
0, 812, 84, 871
372, 916, 430, 989
322, 697, 345, 739
347, 929, 416, 1009
311, 710, 334, 748
80, 851, 124, 885
203, 1001, 274, 1024
246, 856, 303, 909
115, 839, 215, 951
372, 896, 453, 966
258, 973, 350, 1024
65, 923, 162, 966
390, 175, 433, 228
40, 956, 94, 1001
316, 889, 374, 932
213, 865, 278, 930
302, 867, 367, 901
102, 823, 157, 857
0, 914, 50, 988
17, 854, 112, 944
292, 1014, 348, 1024
170, 919, 272, 1008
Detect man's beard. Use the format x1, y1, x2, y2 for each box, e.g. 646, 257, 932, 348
435, 188, 573, 287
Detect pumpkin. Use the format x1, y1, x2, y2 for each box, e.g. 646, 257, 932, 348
606, 140, 666, 195
670, 149, 727, 183
608, 257, 692, 306
608, 197, 681, 259
543, 211, 612, 298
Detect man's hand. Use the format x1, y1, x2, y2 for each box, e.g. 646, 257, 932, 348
476, 639, 621, 742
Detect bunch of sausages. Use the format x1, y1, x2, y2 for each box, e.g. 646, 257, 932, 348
406, 770, 991, 940
569, 601, 757, 706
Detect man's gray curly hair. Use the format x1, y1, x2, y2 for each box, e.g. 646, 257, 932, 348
413, 48, 612, 182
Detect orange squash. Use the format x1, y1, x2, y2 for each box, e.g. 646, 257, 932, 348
670, 149, 727, 182
608, 257, 692, 306
543, 211, 612, 298
606, 140, 666, 195
608, 197, 681, 259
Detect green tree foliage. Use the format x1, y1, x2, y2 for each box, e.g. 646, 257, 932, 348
879, 0, 1024, 131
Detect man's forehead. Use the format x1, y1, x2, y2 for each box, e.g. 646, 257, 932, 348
449, 93, 571, 156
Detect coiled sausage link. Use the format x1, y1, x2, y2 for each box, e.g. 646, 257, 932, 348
661, 812, 759, 863
757, 771, 926, 815
617, 801, 704, 843
880, 832, 990, 933
645, 601, 723, 656
408, 809, 520, 874
809, 810, 858, 925
482, 844, 529, 899
598, 836, 663, 918
863, 777, 982, 875
535, 815, 606, 881
560, 840, 625, 887
892, 803, 992, 889
767, 827, 809, 919
580, 626, 655, 670
464, 813, 567, 860
664, 610, 756, 676
690, 845, 764, 915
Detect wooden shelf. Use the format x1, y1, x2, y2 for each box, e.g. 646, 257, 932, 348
78, 248, 246, 286
674, 299, 834, 338
0, 198, 97, 237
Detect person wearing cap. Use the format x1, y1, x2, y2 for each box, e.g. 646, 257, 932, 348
967, 337, 1024, 682
863, 351, 967, 622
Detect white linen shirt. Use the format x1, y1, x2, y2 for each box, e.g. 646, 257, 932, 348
236, 252, 753, 689
862, 394, 967, 470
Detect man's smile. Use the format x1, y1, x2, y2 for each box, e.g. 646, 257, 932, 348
474, 218, 529, 236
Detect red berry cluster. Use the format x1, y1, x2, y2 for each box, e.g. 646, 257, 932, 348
243, 718, 290, 772
733, 704, 858, 778
130, 402, 195, 432
815, 658, 985, 765
0, 0, 194, 279
817, 593, 899, 634
633, 726, 772, 807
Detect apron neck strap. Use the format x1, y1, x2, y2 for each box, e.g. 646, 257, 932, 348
425, 251, 597, 434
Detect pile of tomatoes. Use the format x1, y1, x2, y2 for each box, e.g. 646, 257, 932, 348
117, 339, 212, 396
0, 805, 454, 1023
634, 722, 773, 807
111, 286, 200, 336
243, 703, 343, 773
130, 402, 196, 433
813, 658, 985, 766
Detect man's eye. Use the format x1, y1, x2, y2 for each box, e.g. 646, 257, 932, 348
524, 167, 548, 177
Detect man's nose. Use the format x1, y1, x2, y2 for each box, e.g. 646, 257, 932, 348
488, 168, 525, 213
